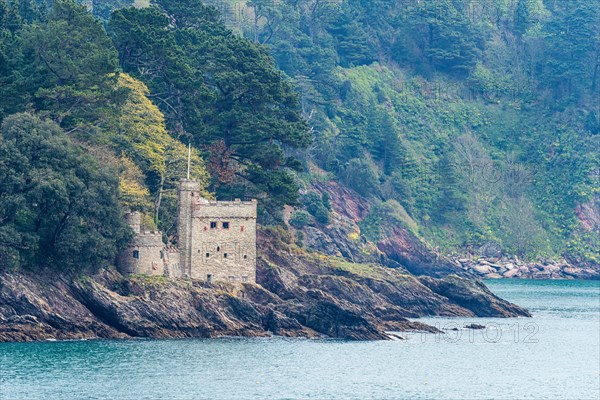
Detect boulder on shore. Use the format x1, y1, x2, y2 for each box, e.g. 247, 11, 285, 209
473, 264, 496, 275
485, 273, 503, 279
503, 269, 519, 278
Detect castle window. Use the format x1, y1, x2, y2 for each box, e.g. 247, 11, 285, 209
210, 221, 217, 229
160, 251, 164, 259
133, 250, 139, 259
242, 276, 248, 282
222, 222, 230, 229
224, 253, 228, 259
207, 274, 212, 283
243, 255, 248, 260
206, 253, 210, 258
228, 276, 235, 282
217, 246, 220, 252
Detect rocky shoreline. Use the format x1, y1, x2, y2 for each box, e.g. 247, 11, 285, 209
0, 230, 531, 343
453, 257, 599, 280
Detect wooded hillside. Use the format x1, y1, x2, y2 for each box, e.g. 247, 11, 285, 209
1, 0, 598, 270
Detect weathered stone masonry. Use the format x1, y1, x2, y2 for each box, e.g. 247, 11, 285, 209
118, 179, 257, 285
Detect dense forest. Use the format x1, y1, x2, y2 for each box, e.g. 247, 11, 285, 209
216, 0, 599, 263
0, 0, 598, 271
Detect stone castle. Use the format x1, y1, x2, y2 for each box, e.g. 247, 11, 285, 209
118, 179, 257, 285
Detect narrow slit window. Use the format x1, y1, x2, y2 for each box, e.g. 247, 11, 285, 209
207, 274, 212, 283
205, 253, 210, 258
133, 250, 139, 259
243, 255, 247, 260
210, 221, 217, 229
222, 222, 230, 229
224, 253, 228, 259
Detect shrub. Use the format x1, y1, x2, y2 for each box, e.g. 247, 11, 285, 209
302, 192, 331, 224
289, 210, 311, 229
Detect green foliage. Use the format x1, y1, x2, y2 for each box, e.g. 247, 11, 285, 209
326, 2, 376, 68
0, 113, 131, 271
395, 0, 482, 76
117, 153, 152, 212
108, 0, 310, 222
321, 192, 332, 211
98, 73, 209, 229
289, 210, 310, 229
302, 192, 330, 224
359, 200, 419, 243
540, 1, 599, 100
0, 0, 212, 269
22, 0, 119, 127
340, 158, 380, 198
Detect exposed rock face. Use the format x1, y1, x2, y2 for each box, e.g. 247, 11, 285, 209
313, 181, 370, 221
0, 230, 530, 342
576, 196, 600, 233
419, 275, 530, 317
376, 225, 466, 277
0, 272, 125, 342
306, 182, 466, 277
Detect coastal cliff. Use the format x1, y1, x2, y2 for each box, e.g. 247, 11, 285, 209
0, 229, 529, 342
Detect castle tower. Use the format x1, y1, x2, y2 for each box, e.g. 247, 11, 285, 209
120, 178, 257, 285
189, 198, 257, 284
125, 211, 141, 234
117, 211, 165, 276
177, 179, 201, 277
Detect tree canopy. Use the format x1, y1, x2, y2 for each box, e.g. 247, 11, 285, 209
0, 113, 130, 270
108, 0, 311, 222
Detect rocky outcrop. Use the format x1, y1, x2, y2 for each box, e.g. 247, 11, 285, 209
454, 257, 600, 280
376, 225, 466, 278
305, 182, 466, 277
0, 272, 126, 342
419, 275, 530, 317
0, 229, 530, 342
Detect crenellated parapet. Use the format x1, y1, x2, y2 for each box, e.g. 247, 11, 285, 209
192, 199, 257, 219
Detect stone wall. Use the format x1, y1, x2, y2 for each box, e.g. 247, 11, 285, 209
163, 248, 182, 278
125, 211, 141, 234
177, 180, 200, 277
188, 199, 257, 284
117, 232, 165, 276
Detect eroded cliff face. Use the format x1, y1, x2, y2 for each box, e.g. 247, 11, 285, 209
0, 228, 529, 342
298, 181, 465, 277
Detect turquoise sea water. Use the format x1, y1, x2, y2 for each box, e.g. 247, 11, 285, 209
1, 279, 599, 400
